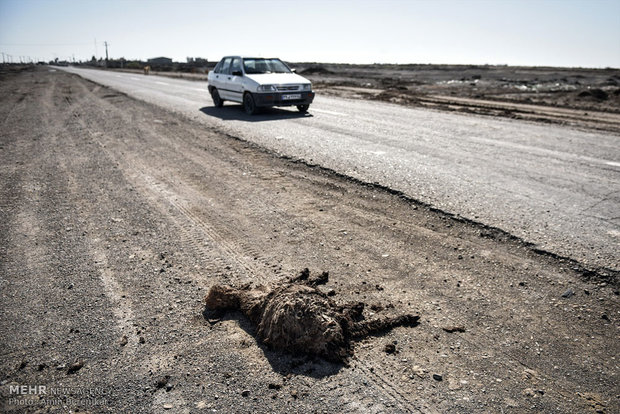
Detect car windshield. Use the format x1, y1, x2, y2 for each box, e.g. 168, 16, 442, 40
243, 58, 291, 74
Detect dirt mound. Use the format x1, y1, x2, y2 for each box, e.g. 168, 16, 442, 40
204, 269, 419, 363
300, 66, 334, 75
577, 89, 609, 100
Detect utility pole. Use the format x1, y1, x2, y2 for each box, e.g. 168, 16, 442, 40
104, 41, 109, 67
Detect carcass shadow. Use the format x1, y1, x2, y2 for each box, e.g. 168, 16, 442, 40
203, 308, 344, 378
199, 105, 313, 122
202, 306, 419, 379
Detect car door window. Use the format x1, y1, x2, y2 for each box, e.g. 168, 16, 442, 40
231, 58, 242, 75
213, 60, 222, 73
220, 58, 232, 75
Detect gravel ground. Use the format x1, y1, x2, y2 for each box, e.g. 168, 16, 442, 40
1, 67, 618, 413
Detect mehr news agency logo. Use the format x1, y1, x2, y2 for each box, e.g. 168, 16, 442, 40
6, 384, 110, 407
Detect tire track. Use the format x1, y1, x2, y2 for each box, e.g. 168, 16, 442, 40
136, 170, 266, 284
357, 363, 432, 413
126, 126, 295, 280
64, 84, 293, 286
74, 115, 275, 287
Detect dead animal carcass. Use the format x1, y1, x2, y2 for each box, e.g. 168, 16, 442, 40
204, 269, 419, 363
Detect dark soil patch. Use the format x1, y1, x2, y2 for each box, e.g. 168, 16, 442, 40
578, 88, 609, 100
300, 66, 334, 75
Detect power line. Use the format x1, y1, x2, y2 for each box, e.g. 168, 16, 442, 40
0, 42, 98, 46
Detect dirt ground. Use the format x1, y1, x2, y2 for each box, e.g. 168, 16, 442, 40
0, 66, 618, 413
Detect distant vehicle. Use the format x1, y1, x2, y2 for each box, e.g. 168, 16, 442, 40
207, 56, 314, 115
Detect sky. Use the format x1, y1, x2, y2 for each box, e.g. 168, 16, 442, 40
0, 0, 619, 67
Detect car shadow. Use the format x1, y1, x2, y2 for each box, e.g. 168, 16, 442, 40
199, 105, 313, 122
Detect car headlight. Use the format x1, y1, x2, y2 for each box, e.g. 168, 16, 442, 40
257, 85, 278, 92
302, 84, 311, 90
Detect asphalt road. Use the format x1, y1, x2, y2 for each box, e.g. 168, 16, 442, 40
61, 67, 619, 272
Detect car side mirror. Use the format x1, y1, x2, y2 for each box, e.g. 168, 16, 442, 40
291, 68, 297, 73
232, 70, 243, 76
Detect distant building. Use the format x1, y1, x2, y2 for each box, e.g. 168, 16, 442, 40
148, 57, 173, 66
187, 57, 208, 65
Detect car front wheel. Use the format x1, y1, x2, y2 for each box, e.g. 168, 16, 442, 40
297, 104, 309, 113
211, 88, 223, 107
243, 93, 257, 115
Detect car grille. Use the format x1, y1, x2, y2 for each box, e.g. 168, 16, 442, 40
277, 85, 299, 91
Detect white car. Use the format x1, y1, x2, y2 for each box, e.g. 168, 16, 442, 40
207, 56, 314, 115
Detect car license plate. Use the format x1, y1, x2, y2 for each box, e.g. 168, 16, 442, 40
282, 94, 301, 100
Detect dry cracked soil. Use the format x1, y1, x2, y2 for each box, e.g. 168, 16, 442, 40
0, 66, 618, 413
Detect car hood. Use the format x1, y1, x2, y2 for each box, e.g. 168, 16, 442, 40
245, 72, 310, 85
